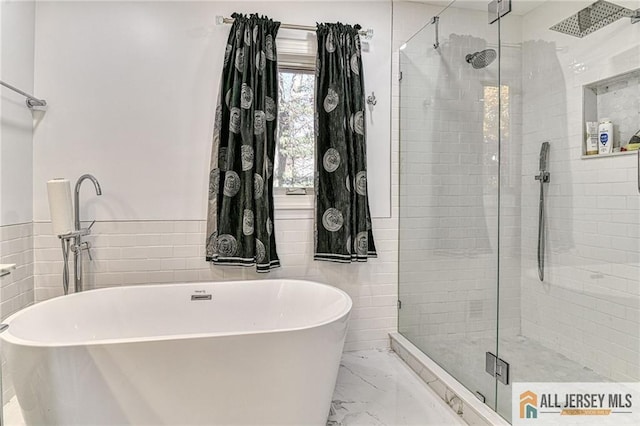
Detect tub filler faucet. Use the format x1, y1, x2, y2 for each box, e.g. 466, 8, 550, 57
59, 174, 102, 294
73, 174, 102, 292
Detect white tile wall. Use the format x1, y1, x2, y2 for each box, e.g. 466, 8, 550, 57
33, 217, 398, 351
0, 222, 35, 404
391, 4, 524, 410
594, 71, 640, 148
395, 4, 523, 346
0, 223, 34, 320
519, 2, 640, 382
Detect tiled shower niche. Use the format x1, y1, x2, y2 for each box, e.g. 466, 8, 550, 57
582, 68, 640, 157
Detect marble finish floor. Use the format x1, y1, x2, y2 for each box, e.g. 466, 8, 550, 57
328, 349, 465, 425
4, 349, 465, 426
407, 333, 609, 423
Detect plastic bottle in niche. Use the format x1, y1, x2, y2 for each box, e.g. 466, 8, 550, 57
585, 121, 599, 155
598, 118, 613, 154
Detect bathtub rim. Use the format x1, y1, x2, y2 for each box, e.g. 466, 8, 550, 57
0, 279, 352, 348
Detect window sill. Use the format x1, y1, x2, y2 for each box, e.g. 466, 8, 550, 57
274, 193, 314, 220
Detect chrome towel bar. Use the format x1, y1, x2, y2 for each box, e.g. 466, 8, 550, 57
0, 79, 47, 110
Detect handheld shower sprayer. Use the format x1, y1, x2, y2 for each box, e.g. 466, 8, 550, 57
537, 141, 550, 177
535, 142, 550, 281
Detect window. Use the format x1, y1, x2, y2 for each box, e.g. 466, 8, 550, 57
274, 69, 315, 189
273, 38, 316, 213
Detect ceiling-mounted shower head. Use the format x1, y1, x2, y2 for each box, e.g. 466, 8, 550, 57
550, 0, 639, 38
465, 49, 497, 69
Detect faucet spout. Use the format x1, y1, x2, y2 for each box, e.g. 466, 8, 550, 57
74, 174, 102, 231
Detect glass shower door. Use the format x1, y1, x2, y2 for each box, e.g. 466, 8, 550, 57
398, 3, 502, 409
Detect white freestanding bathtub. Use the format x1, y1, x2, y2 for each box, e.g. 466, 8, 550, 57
0, 279, 352, 425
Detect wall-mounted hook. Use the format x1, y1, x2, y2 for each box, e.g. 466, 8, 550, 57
366, 92, 377, 107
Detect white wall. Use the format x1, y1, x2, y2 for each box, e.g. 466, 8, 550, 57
0, 0, 37, 406
32, 1, 397, 351
33, 1, 391, 222
0, 0, 35, 226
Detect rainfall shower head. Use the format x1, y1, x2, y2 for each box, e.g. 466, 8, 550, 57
550, 0, 640, 38
465, 49, 497, 69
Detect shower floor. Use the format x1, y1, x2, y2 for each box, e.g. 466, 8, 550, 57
406, 333, 608, 421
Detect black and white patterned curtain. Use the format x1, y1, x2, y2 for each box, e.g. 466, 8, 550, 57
314, 23, 377, 262
206, 13, 281, 272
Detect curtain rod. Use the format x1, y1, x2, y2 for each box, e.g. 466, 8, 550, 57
0, 80, 47, 110
216, 16, 374, 39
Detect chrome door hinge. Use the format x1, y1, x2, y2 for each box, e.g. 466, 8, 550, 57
485, 352, 510, 385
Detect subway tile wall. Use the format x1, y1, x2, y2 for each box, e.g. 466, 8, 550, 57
33, 217, 398, 351
0, 222, 35, 404
0, 223, 34, 320
396, 6, 523, 349
519, 5, 640, 381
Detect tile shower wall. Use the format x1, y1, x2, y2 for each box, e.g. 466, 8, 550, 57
397, 5, 523, 343
519, 1, 640, 381
595, 71, 640, 147
34, 218, 397, 351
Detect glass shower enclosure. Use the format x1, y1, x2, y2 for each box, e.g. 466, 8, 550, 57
398, 0, 640, 422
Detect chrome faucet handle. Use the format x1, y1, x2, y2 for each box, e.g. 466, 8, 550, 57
82, 241, 93, 261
